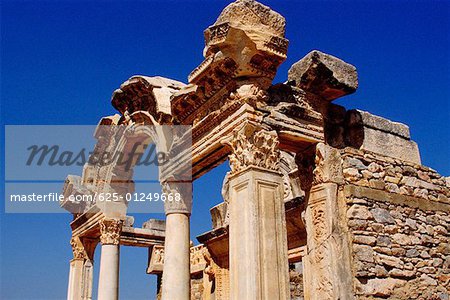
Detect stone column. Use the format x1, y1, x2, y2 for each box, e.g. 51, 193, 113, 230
81, 259, 94, 300
67, 237, 85, 300
161, 181, 192, 300
67, 237, 95, 300
97, 219, 123, 300
302, 143, 353, 299
224, 123, 290, 300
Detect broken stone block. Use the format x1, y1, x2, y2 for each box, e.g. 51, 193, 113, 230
288, 50, 358, 101
210, 202, 228, 229
142, 219, 166, 232
111, 75, 185, 117
361, 277, 406, 297
124, 215, 135, 227
370, 208, 396, 224
345, 109, 421, 164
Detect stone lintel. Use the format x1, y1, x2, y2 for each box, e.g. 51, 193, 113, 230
120, 227, 165, 248
227, 164, 282, 180
70, 209, 103, 235
288, 50, 358, 101
285, 197, 307, 250
196, 225, 230, 267
344, 184, 450, 212
288, 246, 307, 263
142, 219, 166, 231
71, 212, 165, 248
191, 103, 263, 179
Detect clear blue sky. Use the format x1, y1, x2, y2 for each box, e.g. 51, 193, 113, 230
1, 0, 449, 299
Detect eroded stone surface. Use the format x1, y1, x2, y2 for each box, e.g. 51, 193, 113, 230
345, 109, 421, 164
288, 50, 358, 101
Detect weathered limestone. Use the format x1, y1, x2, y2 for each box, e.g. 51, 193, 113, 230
303, 144, 354, 300
67, 237, 95, 300
97, 219, 122, 300
345, 109, 421, 164
111, 76, 185, 123
161, 181, 193, 300
161, 213, 191, 300
200, 0, 288, 84
343, 147, 449, 299
61, 1, 449, 300
288, 50, 358, 101
224, 123, 290, 300
67, 259, 85, 300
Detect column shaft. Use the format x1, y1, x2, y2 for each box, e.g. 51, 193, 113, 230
97, 245, 120, 300
161, 213, 191, 300
228, 167, 290, 300
97, 219, 122, 300
82, 259, 94, 300
67, 259, 84, 300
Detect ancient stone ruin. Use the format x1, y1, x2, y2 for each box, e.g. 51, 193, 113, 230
62, 0, 450, 299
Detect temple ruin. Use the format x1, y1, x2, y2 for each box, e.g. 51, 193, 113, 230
61, 0, 450, 299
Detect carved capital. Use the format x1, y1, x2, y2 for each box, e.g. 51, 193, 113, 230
99, 219, 123, 245
313, 143, 344, 185
223, 122, 280, 174
161, 181, 192, 215
70, 237, 87, 260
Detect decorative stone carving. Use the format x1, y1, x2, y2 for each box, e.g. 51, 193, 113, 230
304, 183, 354, 300
154, 247, 164, 264
161, 181, 193, 215
288, 50, 358, 101
99, 219, 123, 245
70, 237, 87, 260
313, 143, 344, 185
190, 244, 208, 275
111, 76, 185, 123
279, 150, 305, 201
214, 267, 230, 300
222, 122, 280, 174
202, 0, 288, 81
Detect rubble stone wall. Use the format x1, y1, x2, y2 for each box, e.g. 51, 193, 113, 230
190, 276, 204, 300
289, 262, 305, 300
341, 148, 449, 299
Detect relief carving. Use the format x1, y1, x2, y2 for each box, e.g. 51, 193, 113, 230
70, 237, 87, 260
161, 181, 193, 215
154, 247, 165, 264
223, 122, 280, 174
312, 143, 344, 185
99, 219, 123, 245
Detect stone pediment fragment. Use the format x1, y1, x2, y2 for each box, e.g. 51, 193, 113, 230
111, 75, 185, 120
288, 50, 358, 101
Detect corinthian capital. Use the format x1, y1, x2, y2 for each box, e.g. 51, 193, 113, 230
70, 236, 87, 260
222, 122, 280, 175
99, 219, 123, 245
161, 180, 193, 215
